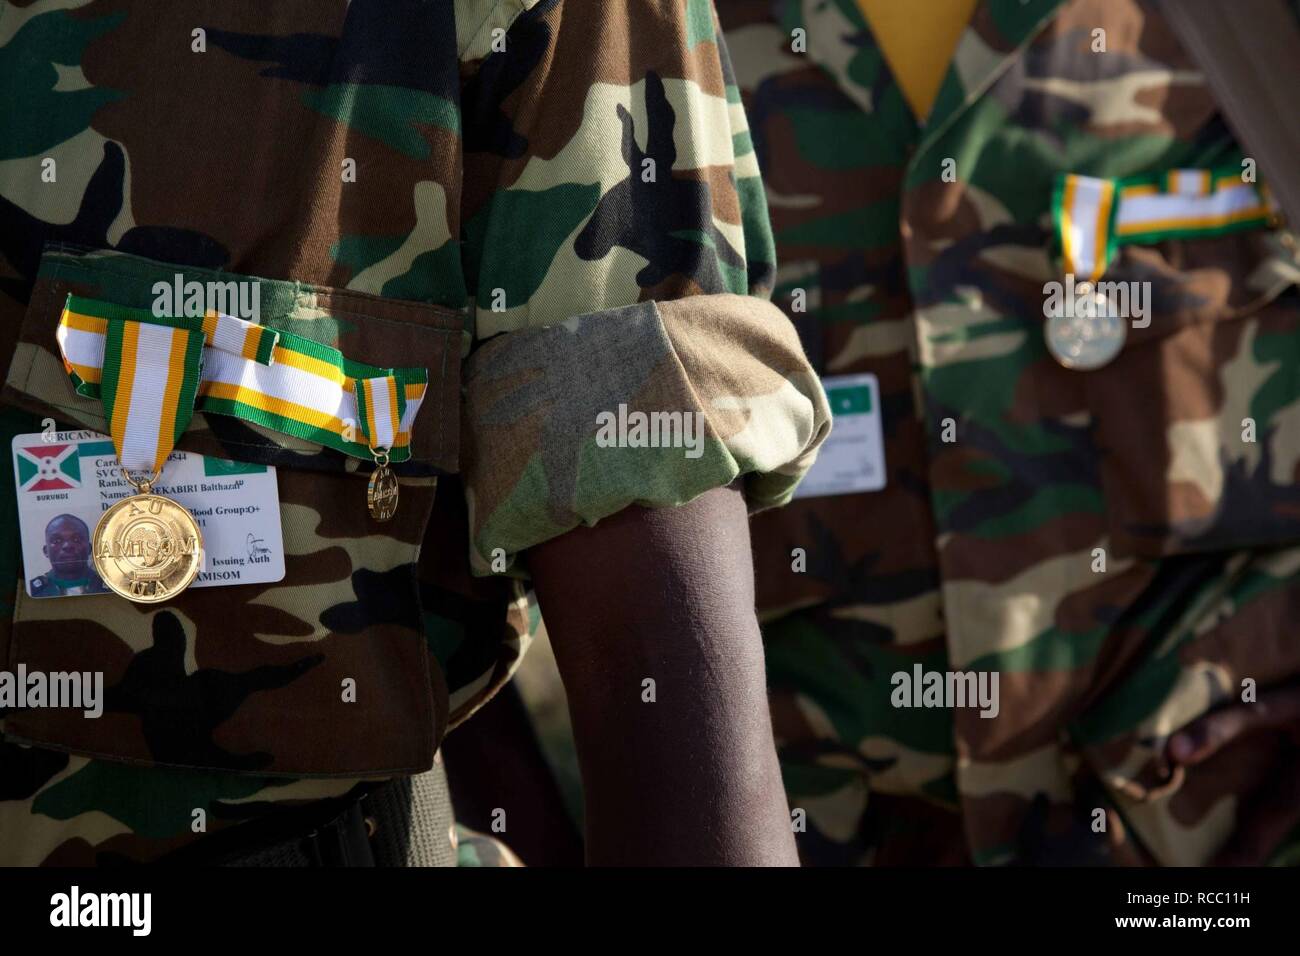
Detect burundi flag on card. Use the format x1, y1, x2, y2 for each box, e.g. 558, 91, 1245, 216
15, 441, 82, 492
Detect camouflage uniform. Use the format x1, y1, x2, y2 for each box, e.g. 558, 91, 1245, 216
0, 0, 827, 864
722, 0, 1300, 865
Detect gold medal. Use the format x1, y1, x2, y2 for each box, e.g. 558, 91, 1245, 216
367, 447, 399, 521
93, 470, 203, 604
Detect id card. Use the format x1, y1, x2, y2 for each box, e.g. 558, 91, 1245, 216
793, 373, 887, 499
12, 430, 285, 598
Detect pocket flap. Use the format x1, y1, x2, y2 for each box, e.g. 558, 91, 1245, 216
3, 243, 463, 476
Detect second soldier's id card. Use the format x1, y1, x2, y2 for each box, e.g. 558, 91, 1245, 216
12, 430, 286, 598
793, 373, 887, 499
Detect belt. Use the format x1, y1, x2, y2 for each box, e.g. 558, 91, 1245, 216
224, 795, 378, 867
159, 766, 457, 867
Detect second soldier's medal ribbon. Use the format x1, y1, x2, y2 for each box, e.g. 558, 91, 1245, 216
1053, 165, 1275, 283
1048, 165, 1278, 370
90, 313, 207, 603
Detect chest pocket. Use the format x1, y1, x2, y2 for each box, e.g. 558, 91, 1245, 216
0, 242, 463, 777
1078, 221, 1300, 559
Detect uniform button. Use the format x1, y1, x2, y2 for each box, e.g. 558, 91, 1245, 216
1045, 282, 1127, 370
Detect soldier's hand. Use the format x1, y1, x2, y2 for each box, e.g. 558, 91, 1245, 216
1167, 683, 1300, 766
1167, 682, 1300, 866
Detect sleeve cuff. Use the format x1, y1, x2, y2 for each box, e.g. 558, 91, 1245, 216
461, 294, 831, 576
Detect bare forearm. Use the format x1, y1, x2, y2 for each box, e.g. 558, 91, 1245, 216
529, 483, 798, 866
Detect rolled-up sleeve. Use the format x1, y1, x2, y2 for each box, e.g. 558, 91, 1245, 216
457, 0, 830, 575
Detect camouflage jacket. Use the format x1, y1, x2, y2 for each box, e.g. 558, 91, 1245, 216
0, 0, 828, 864
724, 0, 1300, 865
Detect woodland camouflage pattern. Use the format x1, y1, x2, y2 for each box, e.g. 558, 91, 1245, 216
0, 0, 825, 864
723, 0, 1300, 865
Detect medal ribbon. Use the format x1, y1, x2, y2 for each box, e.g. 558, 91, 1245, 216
56, 295, 429, 464
99, 313, 206, 475
1053, 165, 1277, 282
354, 376, 405, 452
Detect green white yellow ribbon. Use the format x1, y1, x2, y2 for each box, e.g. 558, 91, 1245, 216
99, 312, 206, 475
56, 295, 428, 463
1053, 166, 1277, 281
354, 376, 405, 453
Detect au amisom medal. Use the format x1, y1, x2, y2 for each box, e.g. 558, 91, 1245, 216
367, 447, 399, 522
1045, 280, 1126, 371
357, 377, 407, 523
85, 311, 208, 603
94, 471, 203, 603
